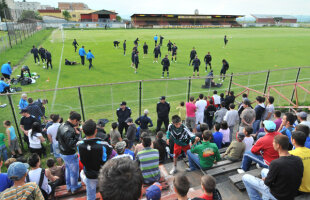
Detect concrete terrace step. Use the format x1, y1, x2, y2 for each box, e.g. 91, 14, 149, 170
229, 168, 262, 191
206, 161, 242, 176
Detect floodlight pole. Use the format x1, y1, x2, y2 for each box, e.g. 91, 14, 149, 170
228, 73, 233, 95
78, 87, 86, 122
139, 81, 142, 117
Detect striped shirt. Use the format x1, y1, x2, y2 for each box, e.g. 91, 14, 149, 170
136, 147, 160, 184
0, 182, 44, 200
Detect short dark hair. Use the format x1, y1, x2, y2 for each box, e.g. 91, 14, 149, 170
242, 93, 247, 98
274, 135, 289, 150
173, 174, 190, 197
69, 111, 81, 121
268, 96, 274, 104
201, 175, 216, 193
220, 101, 225, 107
46, 158, 55, 168
98, 158, 143, 200
244, 126, 253, 135
190, 96, 195, 102
295, 124, 310, 137
274, 110, 281, 118
172, 115, 181, 124
28, 153, 40, 168
157, 131, 163, 139
221, 121, 228, 130
123, 139, 129, 148
202, 130, 212, 141
112, 122, 118, 129
82, 119, 97, 136
199, 94, 204, 99
256, 96, 265, 103
51, 114, 59, 123
200, 123, 209, 133
214, 123, 220, 131
220, 93, 224, 98
31, 122, 42, 133
230, 91, 234, 96
229, 103, 235, 109
285, 112, 295, 125
209, 99, 214, 105
142, 137, 152, 147
213, 90, 217, 94
292, 131, 307, 146
4, 120, 11, 126
180, 101, 185, 106
28, 98, 33, 103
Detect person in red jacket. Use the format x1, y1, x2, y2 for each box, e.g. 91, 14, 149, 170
238, 120, 281, 173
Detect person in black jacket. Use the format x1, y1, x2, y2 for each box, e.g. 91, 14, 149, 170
171, 43, 178, 62
161, 54, 170, 78
20, 65, 31, 79
219, 59, 229, 82
167, 40, 172, 55
45, 50, 52, 70
143, 42, 148, 58
38, 46, 46, 64
224, 91, 235, 110
72, 39, 79, 52
204, 99, 216, 130
159, 35, 164, 46
123, 40, 126, 56
113, 41, 120, 48
56, 111, 82, 194
31, 45, 40, 64
192, 55, 201, 77
134, 38, 139, 46
189, 47, 197, 66
131, 48, 136, 68
134, 51, 139, 74
224, 35, 228, 47
116, 101, 132, 137
204, 52, 212, 72
156, 96, 170, 132
153, 45, 160, 63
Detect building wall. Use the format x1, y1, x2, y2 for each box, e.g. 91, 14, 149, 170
39, 10, 95, 22
14, 2, 41, 11
110, 14, 116, 20
256, 18, 297, 24
39, 10, 63, 19
58, 2, 89, 10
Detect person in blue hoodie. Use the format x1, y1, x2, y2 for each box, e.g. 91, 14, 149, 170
86, 50, 95, 70
19, 93, 28, 110
0, 78, 10, 93
154, 35, 158, 47
79, 46, 87, 65
1, 62, 12, 81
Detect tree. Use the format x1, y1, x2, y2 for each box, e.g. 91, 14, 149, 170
116, 15, 122, 22
0, 0, 9, 21
62, 10, 71, 22
18, 10, 42, 22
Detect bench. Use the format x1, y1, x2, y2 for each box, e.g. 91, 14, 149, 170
206, 161, 242, 176
228, 168, 262, 191
55, 183, 86, 199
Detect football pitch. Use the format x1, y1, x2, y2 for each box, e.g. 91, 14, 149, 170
1, 27, 310, 134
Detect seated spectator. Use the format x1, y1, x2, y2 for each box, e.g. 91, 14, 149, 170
135, 132, 148, 156
98, 158, 143, 200
28, 122, 45, 158
135, 109, 153, 135
214, 102, 227, 124
187, 130, 221, 171
295, 124, 310, 149
136, 137, 160, 184
195, 175, 222, 200
242, 135, 303, 200
289, 131, 310, 193
173, 174, 191, 200
27, 153, 59, 199
153, 131, 167, 163
96, 119, 110, 142
212, 123, 223, 149
279, 112, 295, 147
220, 121, 230, 147
46, 158, 65, 187
273, 110, 282, 131
0, 77, 10, 93
110, 122, 122, 147
0, 162, 44, 199
255, 122, 266, 140
195, 123, 209, 142
238, 121, 281, 173
113, 141, 133, 160
146, 182, 162, 200
243, 126, 254, 152
18, 93, 28, 110
223, 132, 245, 162
0, 157, 13, 192
220, 93, 225, 103
297, 111, 310, 128
126, 118, 137, 149
123, 139, 135, 159
0, 131, 8, 161
47, 114, 62, 165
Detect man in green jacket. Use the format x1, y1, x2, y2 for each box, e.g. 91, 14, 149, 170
186, 130, 221, 171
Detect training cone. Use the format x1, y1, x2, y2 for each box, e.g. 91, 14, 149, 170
46, 77, 50, 82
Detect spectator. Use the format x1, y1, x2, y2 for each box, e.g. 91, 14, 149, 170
98, 158, 143, 200
46, 158, 65, 189
47, 114, 62, 165
224, 91, 235, 110
214, 102, 227, 124
186, 130, 220, 171
0, 156, 13, 192
113, 141, 133, 160
220, 93, 225, 103
186, 96, 197, 132
116, 101, 132, 137
212, 123, 223, 149
0, 130, 8, 161
96, 119, 109, 141
173, 174, 191, 200
220, 121, 230, 147
146, 182, 162, 200
27, 98, 44, 121
123, 139, 135, 159
289, 131, 310, 193
223, 132, 245, 162
0, 77, 10, 93
28, 122, 45, 158
243, 126, 254, 152
134, 132, 148, 156
20, 109, 37, 148
4, 120, 22, 158
167, 115, 197, 174
33, 99, 48, 118
153, 131, 167, 163
239, 99, 256, 132
279, 112, 295, 146
56, 111, 82, 194
176, 101, 186, 124
195, 94, 207, 125
0, 162, 44, 199
195, 123, 209, 142
297, 111, 310, 128
224, 103, 239, 142
156, 96, 170, 132
196, 175, 222, 200
27, 153, 59, 199
18, 93, 28, 110
212, 90, 221, 108
242, 135, 303, 200
110, 122, 122, 147
204, 99, 216, 130
4, 157, 16, 168
136, 137, 160, 184
295, 124, 310, 149
262, 96, 275, 121
135, 109, 153, 135
253, 96, 266, 134
238, 120, 280, 173
78, 119, 113, 200
125, 118, 136, 149
1, 61, 12, 81
273, 110, 282, 131
237, 94, 251, 116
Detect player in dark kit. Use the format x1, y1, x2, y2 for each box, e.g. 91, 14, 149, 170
192, 55, 201, 77
20, 65, 31, 78
159, 35, 164, 46
224, 35, 228, 47
189, 47, 197, 66
220, 59, 229, 82
123, 40, 126, 56
38, 46, 46, 64
143, 42, 148, 58
131, 49, 136, 67
72, 39, 79, 52
153, 45, 160, 63
167, 40, 172, 55
113, 41, 120, 48
161, 55, 170, 78
134, 38, 139, 46
45, 50, 52, 69
31, 45, 40, 64
171, 43, 178, 62
204, 52, 212, 72
134, 51, 139, 74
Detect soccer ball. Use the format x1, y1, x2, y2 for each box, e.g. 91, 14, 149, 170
43, 66, 46, 69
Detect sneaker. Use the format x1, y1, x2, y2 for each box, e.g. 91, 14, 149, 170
161, 76, 164, 78
0, 104, 7, 108
170, 168, 177, 175
71, 183, 82, 194
218, 78, 221, 81
175, 61, 177, 63
237, 169, 245, 174
256, 163, 261, 169
185, 168, 192, 172
221, 80, 224, 82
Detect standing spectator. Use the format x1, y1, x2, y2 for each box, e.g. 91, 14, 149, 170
238, 121, 280, 173
27, 98, 43, 121
28, 122, 45, 158
204, 99, 216, 130
223, 132, 245, 162
204, 52, 212, 72
239, 99, 256, 132
4, 120, 22, 158
47, 114, 62, 165
125, 118, 136, 149
238, 94, 252, 116
45, 49, 52, 69
212, 90, 221, 108
186, 96, 197, 132
1, 61, 12, 81
156, 96, 170, 132
19, 93, 28, 110
263, 96, 275, 121
224, 103, 239, 142
242, 126, 254, 152
20, 108, 37, 148
224, 91, 235, 109
0, 162, 44, 199
116, 101, 132, 137
31, 45, 40, 64
0, 157, 13, 192
220, 121, 230, 147
78, 119, 113, 200
252, 96, 266, 134
220, 93, 225, 103
136, 137, 160, 184
79, 46, 87, 65
0, 132, 7, 161
135, 109, 153, 135
297, 111, 310, 128
0, 78, 10, 93
173, 174, 191, 200
56, 111, 82, 194
176, 101, 186, 124
242, 135, 303, 200
213, 123, 223, 149
273, 110, 282, 131
214, 102, 227, 124
195, 94, 207, 125
109, 122, 122, 147
195, 175, 222, 200
153, 131, 167, 163
279, 112, 295, 145
86, 50, 95, 70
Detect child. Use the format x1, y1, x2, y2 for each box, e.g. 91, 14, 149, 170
125, 118, 137, 150
123, 139, 135, 159
4, 121, 22, 158
46, 158, 65, 189
153, 131, 167, 163
0, 132, 7, 161
197, 175, 222, 200
167, 115, 197, 174
109, 122, 122, 147
176, 101, 186, 124
223, 132, 246, 162
220, 93, 225, 103
220, 121, 230, 147
212, 123, 223, 149
243, 126, 254, 152
173, 174, 191, 200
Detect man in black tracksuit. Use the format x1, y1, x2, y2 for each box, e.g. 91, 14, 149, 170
45, 50, 52, 69
31, 45, 40, 64
143, 42, 148, 57
224, 35, 228, 47
153, 45, 160, 63
134, 51, 139, 73
116, 101, 132, 137
167, 40, 172, 54
204, 52, 212, 72
192, 55, 201, 77
123, 40, 126, 56
20, 65, 31, 79
39, 46, 46, 64
158, 45, 162, 58
72, 39, 79, 52
113, 41, 120, 48
220, 59, 229, 82
131, 49, 136, 67
159, 35, 164, 46
156, 96, 170, 132
171, 43, 178, 62
134, 38, 139, 46
189, 47, 197, 66
161, 54, 170, 78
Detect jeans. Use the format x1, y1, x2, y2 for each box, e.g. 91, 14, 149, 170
0, 145, 8, 161
187, 150, 201, 171
253, 120, 261, 134
242, 168, 277, 200
241, 151, 269, 171
229, 125, 235, 142
60, 153, 81, 192
257, 132, 266, 140
81, 170, 98, 200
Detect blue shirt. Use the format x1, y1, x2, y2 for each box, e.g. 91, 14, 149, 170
0, 173, 13, 192
8, 126, 16, 140
124, 148, 135, 160
135, 115, 153, 129
0, 81, 9, 93
79, 48, 86, 56
305, 137, 310, 149
86, 52, 94, 60
154, 36, 158, 41
1, 63, 12, 75
280, 126, 294, 144
19, 98, 28, 109
213, 132, 223, 149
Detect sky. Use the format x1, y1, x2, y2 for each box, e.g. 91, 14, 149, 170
37, 0, 310, 19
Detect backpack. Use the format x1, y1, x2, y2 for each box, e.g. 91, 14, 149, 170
26, 168, 49, 200
20, 77, 32, 85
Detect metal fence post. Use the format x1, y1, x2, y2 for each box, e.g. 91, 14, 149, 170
263, 70, 270, 95
290, 68, 301, 103
78, 87, 86, 122
187, 77, 191, 102
228, 73, 233, 95
139, 81, 142, 117
3, 9, 12, 48
7, 95, 24, 151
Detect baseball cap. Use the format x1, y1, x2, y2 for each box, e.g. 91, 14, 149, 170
237, 132, 245, 140
146, 182, 162, 200
19, 108, 28, 114
7, 162, 29, 181
115, 141, 126, 152
298, 112, 307, 119
144, 109, 149, 114
125, 118, 133, 123
97, 119, 109, 127
120, 101, 126, 106
159, 96, 166, 100
263, 120, 276, 132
